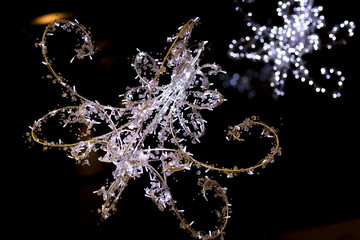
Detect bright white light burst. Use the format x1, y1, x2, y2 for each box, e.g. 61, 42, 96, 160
228, 0, 355, 99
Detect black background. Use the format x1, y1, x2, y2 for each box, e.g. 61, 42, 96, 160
2, 0, 359, 239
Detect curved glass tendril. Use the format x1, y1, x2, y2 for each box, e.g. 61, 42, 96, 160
30, 18, 280, 239
228, 0, 355, 99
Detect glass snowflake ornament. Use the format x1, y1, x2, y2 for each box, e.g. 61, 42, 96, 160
228, 0, 355, 99
30, 18, 280, 239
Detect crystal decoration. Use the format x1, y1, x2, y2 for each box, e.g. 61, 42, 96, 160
228, 0, 355, 99
30, 18, 280, 239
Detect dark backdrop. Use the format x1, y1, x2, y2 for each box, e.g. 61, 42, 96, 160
2, 0, 359, 239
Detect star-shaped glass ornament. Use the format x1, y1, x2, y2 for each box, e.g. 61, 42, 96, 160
30, 18, 281, 239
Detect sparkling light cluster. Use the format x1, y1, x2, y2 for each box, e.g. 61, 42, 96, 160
228, 0, 355, 99
30, 18, 280, 239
